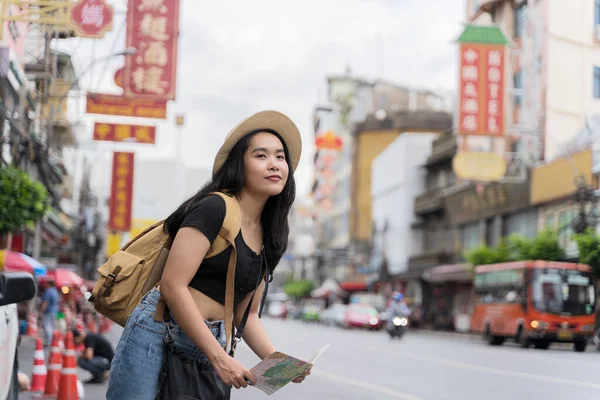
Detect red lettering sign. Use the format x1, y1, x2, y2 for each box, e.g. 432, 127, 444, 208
108, 152, 135, 232
123, 0, 180, 100
71, 0, 114, 39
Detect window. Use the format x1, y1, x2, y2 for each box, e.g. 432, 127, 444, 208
513, 70, 523, 105
557, 210, 576, 247
461, 222, 481, 254
514, 4, 527, 38
504, 210, 537, 238
596, 0, 600, 26
594, 66, 600, 99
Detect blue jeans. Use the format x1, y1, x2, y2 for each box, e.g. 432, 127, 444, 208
42, 313, 56, 345
78, 356, 111, 376
106, 289, 227, 400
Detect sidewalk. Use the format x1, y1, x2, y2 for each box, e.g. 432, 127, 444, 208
17, 325, 123, 399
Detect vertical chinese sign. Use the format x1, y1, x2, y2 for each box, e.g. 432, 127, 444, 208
453, 25, 509, 182
108, 152, 135, 232
124, 0, 180, 100
458, 43, 505, 136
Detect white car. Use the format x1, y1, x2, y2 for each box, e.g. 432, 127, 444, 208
0, 272, 36, 400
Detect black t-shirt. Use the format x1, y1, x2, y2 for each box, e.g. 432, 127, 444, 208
85, 333, 114, 361
179, 194, 263, 306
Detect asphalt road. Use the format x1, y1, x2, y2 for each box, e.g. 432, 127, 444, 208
18, 318, 600, 399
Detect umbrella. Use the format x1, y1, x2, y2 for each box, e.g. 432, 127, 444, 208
41, 268, 84, 288
0, 250, 47, 277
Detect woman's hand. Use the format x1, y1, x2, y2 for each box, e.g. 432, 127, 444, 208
292, 367, 311, 384
212, 353, 256, 389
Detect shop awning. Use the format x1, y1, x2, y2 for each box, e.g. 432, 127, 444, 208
422, 263, 473, 283
338, 281, 368, 291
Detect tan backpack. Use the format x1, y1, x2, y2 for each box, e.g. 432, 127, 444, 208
89, 192, 241, 350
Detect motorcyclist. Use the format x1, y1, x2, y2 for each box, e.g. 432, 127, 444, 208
387, 291, 410, 330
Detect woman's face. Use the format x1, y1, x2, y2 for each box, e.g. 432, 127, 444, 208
243, 132, 289, 197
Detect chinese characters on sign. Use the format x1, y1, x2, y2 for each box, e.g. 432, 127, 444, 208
458, 43, 505, 137
93, 122, 156, 144
124, 0, 180, 100
484, 46, 504, 136
109, 152, 135, 232
459, 44, 481, 135
71, 0, 114, 39
86, 92, 167, 119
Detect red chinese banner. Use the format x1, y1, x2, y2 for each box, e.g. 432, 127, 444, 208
108, 152, 135, 232
86, 92, 167, 119
458, 43, 505, 136
123, 0, 180, 100
93, 123, 156, 144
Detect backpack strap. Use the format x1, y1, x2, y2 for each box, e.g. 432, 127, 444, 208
211, 192, 241, 354
154, 192, 242, 355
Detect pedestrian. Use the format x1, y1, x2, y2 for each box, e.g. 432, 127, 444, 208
72, 328, 114, 384
107, 111, 309, 399
40, 280, 59, 346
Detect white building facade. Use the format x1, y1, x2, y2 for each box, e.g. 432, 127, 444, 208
371, 133, 438, 297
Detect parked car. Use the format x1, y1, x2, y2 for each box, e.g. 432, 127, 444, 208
0, 272, 36, 400
320, 303, 347, 327
266, 301, 288, 319
343, 304, 383, 330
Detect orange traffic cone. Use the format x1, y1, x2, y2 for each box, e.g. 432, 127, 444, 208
26, 313, 38, 336
57, 331, 79, 400
35, 331, 63, 398
29, 337, 47, 392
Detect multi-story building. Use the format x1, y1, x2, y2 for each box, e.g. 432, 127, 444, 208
468, 0, 600, 162
311, 73, 454, 289
0, 4, 76, 263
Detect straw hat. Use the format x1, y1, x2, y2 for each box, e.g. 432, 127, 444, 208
212, 110, 302, 177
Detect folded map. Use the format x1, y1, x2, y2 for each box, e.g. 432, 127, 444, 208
249, 342, 330, 395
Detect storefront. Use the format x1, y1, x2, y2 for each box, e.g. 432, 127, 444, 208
418, 181, 534, 331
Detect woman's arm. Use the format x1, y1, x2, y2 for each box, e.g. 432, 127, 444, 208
160, 227, 227, 361
236, 279, 276, 360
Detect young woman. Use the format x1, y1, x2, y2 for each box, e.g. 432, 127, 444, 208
106, 111, 307, 399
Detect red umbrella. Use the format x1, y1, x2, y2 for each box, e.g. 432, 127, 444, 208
41, 268, 84, 288
0, 250, 35, 275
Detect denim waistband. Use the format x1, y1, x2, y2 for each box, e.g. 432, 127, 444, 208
142, 288, 225, 332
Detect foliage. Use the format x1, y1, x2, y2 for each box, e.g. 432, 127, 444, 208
573, 228, 600, 278
0, 165, 49, 235
464, 229, 565, 267
283, 279, 314, 299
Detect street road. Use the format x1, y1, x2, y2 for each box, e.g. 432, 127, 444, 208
18, 318, 600, 399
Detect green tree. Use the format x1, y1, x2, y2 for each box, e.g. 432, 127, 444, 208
464, 229, 565, 267
527, 228, 565, 261
573, 228, 600, 278
0, 166, 49, 235
283, 279, 314, 300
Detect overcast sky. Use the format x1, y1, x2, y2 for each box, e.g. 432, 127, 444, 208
61, 0, 465, 199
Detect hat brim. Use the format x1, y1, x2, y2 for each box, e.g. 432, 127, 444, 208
212, 110, 302, 178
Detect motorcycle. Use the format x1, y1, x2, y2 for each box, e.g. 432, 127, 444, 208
387, 315, 408, 339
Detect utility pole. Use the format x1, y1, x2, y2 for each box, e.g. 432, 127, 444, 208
32, 26, 57, 260
572, 177, 599, 234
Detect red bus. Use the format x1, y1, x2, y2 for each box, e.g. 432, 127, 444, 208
471, 260, 596, 352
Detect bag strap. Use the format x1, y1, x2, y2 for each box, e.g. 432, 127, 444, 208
229, 250, 265, 356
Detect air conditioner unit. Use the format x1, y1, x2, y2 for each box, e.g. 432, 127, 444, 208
595, 24, 600, 41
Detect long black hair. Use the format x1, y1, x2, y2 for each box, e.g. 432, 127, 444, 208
164, 130, 296, 271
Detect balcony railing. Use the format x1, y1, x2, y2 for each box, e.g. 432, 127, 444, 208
414, 188, 443, 215
425, 134, 457, 166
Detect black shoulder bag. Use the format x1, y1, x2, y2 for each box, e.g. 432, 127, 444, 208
155, 253, 271, 400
